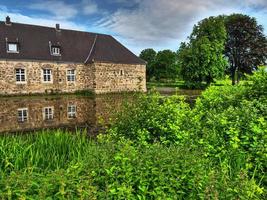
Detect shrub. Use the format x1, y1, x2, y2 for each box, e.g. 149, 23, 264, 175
107, 69, 267, 197
108, 93, 193, 145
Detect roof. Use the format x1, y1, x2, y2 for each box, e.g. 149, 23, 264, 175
0, 20, 145, 65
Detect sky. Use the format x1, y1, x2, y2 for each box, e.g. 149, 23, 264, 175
0, 0, 266, 55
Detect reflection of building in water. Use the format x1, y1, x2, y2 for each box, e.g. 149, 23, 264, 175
0, 94, 132, 133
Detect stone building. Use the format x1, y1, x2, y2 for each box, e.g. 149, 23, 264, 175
0, 16, 146, 95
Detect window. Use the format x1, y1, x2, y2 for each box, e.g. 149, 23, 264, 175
67, 105, 76, 119
15, 68, 26, 83
51, 46, 60, 56
7, 43, 19, 53
67, 69, 75, 82
43, 107, 54, 120
43, 69, 52, 82
17, 108, 28, 123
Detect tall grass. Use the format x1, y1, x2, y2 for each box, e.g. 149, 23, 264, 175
0, 131, 115, 173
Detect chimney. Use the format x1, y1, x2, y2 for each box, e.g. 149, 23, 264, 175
5, 16, 11, 25
56, 24, 60, 31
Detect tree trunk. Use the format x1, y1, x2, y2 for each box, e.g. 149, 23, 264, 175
206, 75, 213, 85
237, 71, 241, 84
231, 68, 236, 85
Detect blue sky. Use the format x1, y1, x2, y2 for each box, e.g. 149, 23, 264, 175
0, 0, 266, 55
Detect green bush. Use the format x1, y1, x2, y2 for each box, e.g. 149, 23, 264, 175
107, 69, 267, 197
108, 93, 193, 145
0, 133, 264, 199
193, 69, 267, 169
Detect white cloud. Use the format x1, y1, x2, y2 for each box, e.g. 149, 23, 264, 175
95, 0, 267, 54
243, 0, 267, 9
28, 0, 99, 19
29, 1, 78, 20
81, 0, 99, 15
0, 6, 86, 31
112, 0, 141, 7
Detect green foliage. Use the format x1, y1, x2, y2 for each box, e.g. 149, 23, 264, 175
153, 50, 179, 81
108, 70, 267, 198
140, 49, 180, 81
192, 70, 267, 190
178, 16, 227, 86
0, 133, 264, 199
245, 67, 267, 99
139, 48, 157, 81
108, 93, 192, 145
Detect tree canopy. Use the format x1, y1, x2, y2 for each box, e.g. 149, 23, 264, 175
225, 14, 267, 85
178, 16, 227, 85
154, 50, 178, 81
139, 49, 178, 81
139, 48, 157, 81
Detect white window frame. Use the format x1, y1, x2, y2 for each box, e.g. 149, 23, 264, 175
43, 107, 54, 120
67, 104, 77, 119
15, 68, 26, 84
42, 69, 53, 83
67, 69, 76, 82
51, 46, 61, 56
17, 108, 28, 123
7, 43, 19, 53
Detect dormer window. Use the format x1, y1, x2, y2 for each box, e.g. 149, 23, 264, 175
51, 46, 61, 56
7, 43, 19, 53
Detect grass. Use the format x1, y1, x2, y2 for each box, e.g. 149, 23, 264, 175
147, 80, 186, 88
147, 78, 245, 89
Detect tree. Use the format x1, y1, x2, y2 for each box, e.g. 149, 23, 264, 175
178, 16, 227, 85
225, 14, 267, 85
139, 48, 157, 81
154, 50, 178, 81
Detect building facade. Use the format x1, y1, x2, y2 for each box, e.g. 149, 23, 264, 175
0, 16, 146, 95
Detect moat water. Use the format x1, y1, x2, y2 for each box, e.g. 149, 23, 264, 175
0, 88, 202, 134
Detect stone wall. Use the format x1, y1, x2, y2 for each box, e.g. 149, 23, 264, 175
0, 60, 146, 95
93, 62, 146, 94
0, 60, 94, 95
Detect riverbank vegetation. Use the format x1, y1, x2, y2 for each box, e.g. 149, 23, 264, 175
0, 69, 266, 199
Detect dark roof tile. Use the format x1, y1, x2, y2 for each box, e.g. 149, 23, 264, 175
0, 21, 145, 65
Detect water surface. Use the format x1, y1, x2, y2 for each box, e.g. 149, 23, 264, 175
0, 89, 202, 134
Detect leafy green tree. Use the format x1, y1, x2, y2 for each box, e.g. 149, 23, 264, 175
154, 50, 178, 81
139, 48, 157, 81
178, 16, 227, 85
225, 14, 267, 85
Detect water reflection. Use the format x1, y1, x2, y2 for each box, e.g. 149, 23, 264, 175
0, 95, 129, 134
0, 89, 202, 134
